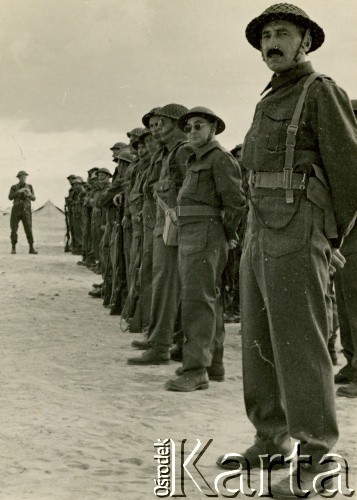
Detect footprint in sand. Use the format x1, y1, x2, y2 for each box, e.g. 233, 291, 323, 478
65, 461, 89, 470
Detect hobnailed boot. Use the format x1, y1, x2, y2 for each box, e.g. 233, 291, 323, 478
11, 245, 16, 254
29, 245, 38, 254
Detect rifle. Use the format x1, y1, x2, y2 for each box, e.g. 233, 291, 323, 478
64, 201, 71, 252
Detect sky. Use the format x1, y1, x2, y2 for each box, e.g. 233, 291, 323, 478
0, 0, 356, 209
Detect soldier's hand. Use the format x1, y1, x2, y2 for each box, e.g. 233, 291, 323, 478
228, 238, 238, 250
330, 248, 346, 273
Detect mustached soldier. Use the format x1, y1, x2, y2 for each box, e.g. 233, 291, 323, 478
9, 171, 38, 254
217, 4, 357, 498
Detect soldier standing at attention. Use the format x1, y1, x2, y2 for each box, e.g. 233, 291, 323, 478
8, 170, 38, 254
127, 104, 193, 365
216, 4, 357, 498
165, 107, 245, 392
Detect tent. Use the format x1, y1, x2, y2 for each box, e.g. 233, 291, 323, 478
33, 200, 65, 216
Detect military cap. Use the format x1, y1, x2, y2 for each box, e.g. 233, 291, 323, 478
87, 167, 100, 174
67, 174, 77, 180
126, 127, 146, 139
110, 142, 128, 151
132, 128, 151, 150
157, 103, 189, 121
246, 4, 325, 53
97, 167, 113, 177
71, 176, 83, 184
142, 107, 162, 128
117, 149, 135, 163
178, 106, 225, 135
16, 170, 28, 177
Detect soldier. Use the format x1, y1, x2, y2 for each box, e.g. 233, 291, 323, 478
164, 107, 245, 392
71, 177, 85, 255
335, 100, 357, 397
8, 170, 38, 254
77, 167, 99, 266
216, 4, 357, 498
127, 103, 193, 365
64, 174, 77, 252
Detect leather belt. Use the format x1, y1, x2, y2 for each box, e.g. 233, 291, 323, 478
249, 171, 307, 190
176, 205, 221, 217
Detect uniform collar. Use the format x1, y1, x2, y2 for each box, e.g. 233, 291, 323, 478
191, 140, 220, 160
164, 134, 187, 152
261, 61, 315, 94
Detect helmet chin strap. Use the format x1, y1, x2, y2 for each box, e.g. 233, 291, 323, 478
293, 29, 311, 62
199, 122, 216, 147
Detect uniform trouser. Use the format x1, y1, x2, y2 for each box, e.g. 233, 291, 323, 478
110, 224, 119, 297
241, 196, 338, 461
147, 234, 181, 348
102, 223, 113, 276
10, 206, 34, 245
140, 224, 154, 330
91, 211, 103, 262
82, 209, 92, 258
179, 220, 228, 374
335, 253, 357, 370
72, 214, 83, 252
123, 226, 132, 289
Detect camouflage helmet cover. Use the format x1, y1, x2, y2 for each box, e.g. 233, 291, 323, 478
178, 106, 225, 135
246, 3, 325, 53
157, 103, 189, 121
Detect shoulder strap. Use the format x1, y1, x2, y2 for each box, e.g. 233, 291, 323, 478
284, 72, 320, 203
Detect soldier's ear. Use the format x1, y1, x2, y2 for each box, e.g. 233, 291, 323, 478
302, 29, 312, 53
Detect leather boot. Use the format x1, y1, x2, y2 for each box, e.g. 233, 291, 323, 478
88, 288, 102, 298
127, 347, 170, 365
11, 245, 16, 254
29, 245, 38, 254
216, 437, 292, 470
334, 364, 357, 384
271, 462, 335, 499
336, 381, 357, 398
131, 339, 150, 350
165, 371, 209, 392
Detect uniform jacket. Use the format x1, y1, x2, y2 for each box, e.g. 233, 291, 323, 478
177, 140, 246, 240
153, 137, 193, 236
8, 183, 35, 209
242, 61, 357, 247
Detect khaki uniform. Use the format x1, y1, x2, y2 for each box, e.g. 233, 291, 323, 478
177, 141, 245, 373
241, 61, 357, 460
147, 139, 193, 348
9, 183, 35, 245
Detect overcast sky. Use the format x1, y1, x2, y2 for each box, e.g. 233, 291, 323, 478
0, 0, 356, 209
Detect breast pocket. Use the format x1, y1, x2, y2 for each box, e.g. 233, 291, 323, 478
263, 107, 293, 152
186, 164, 212, 193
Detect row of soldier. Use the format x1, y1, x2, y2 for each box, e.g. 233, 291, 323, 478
64, 104, 244, 391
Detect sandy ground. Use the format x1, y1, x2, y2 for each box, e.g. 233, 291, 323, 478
0, 212, 356, 500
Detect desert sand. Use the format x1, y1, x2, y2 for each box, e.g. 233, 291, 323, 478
0, 211, 356, 499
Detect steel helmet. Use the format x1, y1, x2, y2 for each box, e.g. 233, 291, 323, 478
142, 107, 162, 128
117, 149, 136, 163
126, 127, 146, 139
97, 167, 113, 177
178, 106, 225, 135
157, 103, 189, 121
17, 170, 28, 177
110, 141, 128, 151
246, 4, 325, 53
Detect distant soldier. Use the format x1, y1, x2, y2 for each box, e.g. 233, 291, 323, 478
71, 177, 85, 255
8, 170, 38, 254
64, 174, 77, 252
217, 4, 357, 497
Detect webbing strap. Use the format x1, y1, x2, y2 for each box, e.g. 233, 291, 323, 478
284, 72, 320, 203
